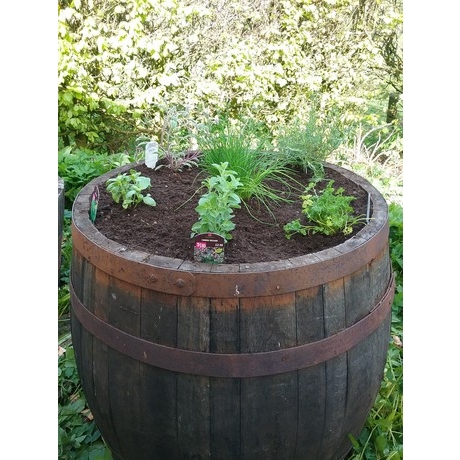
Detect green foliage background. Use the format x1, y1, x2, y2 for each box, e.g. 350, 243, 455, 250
59, 0, 402, 153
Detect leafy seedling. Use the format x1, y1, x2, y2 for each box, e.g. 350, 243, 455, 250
106, 169, 157, 209
191, 162, 242, 242
284, 180, 367, 238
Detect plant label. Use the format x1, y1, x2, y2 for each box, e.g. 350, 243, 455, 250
145, 141, 159, 168
89, 185, 99, 223
194, 233, 225, 263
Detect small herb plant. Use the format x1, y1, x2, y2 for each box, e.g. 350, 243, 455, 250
106, 169, 157, 209
191, 162, 242, 241
276, 102, 345, 179
156, 106, 202, 171
157, 136, 201, 172
284, 180, 367, 238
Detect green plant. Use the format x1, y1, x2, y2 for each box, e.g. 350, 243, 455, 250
147, 106, 203, 172
388, 202, 403, 340
197, 116, 297, 212
388, 203, 403, 281
276, 103, 345, 179
106, 169, 157, 209
347, 201, 403, 460
159, 139, 201, 171
284, 180, 368, 238
135, 106, 203, 172
59, 211, 73, 317
58, 146, 136, 205
191, 162, 242, 241
329, 122, 403, 206
348, 338, 403, 460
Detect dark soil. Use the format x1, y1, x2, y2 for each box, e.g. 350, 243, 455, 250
94, 161, 370, 264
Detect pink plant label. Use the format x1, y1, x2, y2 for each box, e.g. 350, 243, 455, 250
193, 233, 225, 263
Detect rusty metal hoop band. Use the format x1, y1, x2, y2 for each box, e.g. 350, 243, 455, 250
71, 274, 394, 378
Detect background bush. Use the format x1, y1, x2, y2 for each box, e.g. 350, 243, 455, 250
58, 0, 402, 153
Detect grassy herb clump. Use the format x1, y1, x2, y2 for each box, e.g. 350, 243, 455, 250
197, 117, 296, 208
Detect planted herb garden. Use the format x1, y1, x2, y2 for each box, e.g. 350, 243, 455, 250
67, 112, 395, 460
90, 116, 371, 264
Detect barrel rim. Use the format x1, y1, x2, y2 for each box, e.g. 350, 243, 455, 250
71, 162, 389, 297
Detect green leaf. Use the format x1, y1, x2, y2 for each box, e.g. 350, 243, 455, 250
136, 176, 151, 190
375, 434, 388, 454
143, 195, 157, 206
348, 433, 360, 449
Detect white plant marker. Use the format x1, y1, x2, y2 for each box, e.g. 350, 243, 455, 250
145, 140, 159, 168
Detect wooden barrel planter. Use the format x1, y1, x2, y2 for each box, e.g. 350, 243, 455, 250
70, 163, 394, 460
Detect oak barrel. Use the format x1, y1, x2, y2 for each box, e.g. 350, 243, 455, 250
70, 163, 394, 460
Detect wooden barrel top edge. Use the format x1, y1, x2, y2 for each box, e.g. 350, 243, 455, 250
72, 163, 390, 297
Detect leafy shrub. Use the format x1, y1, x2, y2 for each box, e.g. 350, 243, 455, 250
58, 147, 134, 205
59, 0, 402, 153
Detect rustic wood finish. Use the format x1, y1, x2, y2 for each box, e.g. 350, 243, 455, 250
70, 163, 394, 460
70, 275, 393, 378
